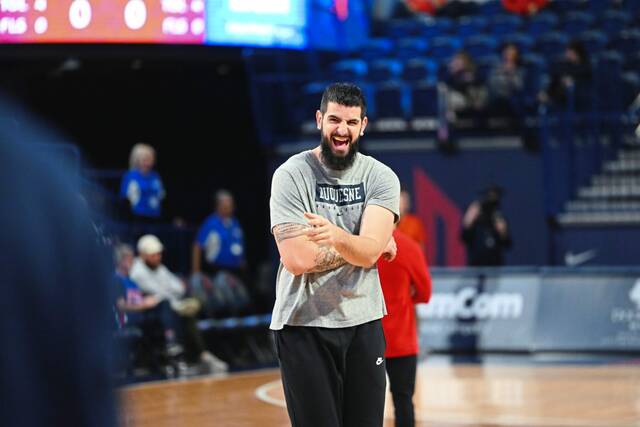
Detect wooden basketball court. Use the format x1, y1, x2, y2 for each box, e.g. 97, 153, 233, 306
121, 360, 640, 427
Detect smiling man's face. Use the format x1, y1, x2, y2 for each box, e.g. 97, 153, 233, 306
316, 101, 368, 170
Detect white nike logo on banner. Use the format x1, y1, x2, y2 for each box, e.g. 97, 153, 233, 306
564, 249, 597, 266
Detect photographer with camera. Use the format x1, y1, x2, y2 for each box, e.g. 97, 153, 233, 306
461, 185, 512, 266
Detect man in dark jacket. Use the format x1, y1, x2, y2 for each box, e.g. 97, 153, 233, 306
461, 185, 512, 266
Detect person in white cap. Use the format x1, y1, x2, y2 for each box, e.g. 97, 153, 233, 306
130, 234, 228, 375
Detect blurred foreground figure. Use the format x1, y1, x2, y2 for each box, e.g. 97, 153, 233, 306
0, 102, 116, 427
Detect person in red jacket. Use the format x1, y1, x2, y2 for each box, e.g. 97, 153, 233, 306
502, 0, 548, 15
378, 229, 432, 427
404, 0, 447, 15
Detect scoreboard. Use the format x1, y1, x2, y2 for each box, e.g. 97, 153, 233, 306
0, 0, 307, 47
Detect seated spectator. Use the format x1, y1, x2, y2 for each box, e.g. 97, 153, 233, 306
120, 143, 165, 223
114, 243, 161, 321
542, 41, 593, 112
192, 190, 251, 317
445, 50, 487, 120
487, 43, 525, 124
403, 0, 447, 15
130, 234, 228, 373
502, 0, 548, 15
113, 243, 171, 374
436, 1, 480, 18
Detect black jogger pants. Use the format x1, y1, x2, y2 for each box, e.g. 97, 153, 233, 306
274, 319, 387, 427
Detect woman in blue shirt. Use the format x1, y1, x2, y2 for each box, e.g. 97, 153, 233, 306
120, 143, 165, 221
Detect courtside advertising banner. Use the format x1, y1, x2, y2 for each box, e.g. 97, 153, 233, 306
417, 270, 540, 352
535, 272, 640, 351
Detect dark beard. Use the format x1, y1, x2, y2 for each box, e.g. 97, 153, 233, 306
320, 134, 359, 171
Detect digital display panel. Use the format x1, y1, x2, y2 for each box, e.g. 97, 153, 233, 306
0, 0, 307, 47
206, 0, 305, 48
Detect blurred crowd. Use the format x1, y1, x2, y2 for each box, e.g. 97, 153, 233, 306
111, 143, 258, 378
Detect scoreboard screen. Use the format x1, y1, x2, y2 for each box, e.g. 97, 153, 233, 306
0, 0, 308, 47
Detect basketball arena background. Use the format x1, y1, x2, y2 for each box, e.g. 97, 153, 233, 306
1, 1, 639, 426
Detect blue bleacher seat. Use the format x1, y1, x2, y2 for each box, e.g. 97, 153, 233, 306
475, 54, 501, 81
331, 59, 368, 81
395, 37, 429, 60
353, 81, 376, 117
478, 0, 502, 16
584, 0, 611, 14
596, 51, 625, 112
456, 16, 489, 38
410, 82, 440, 118
501, 32, 535, 52
535, 32, 569, 57
464, 35, 498, 57
609, 29, 640, 55
521, 52, 546, 71
420, 18, 453, 38
367, 59, 403, 82
387, 19, 423, 38
602, 10, 632, 36
577, 30, 609, 53
563, 11, 594, 36
361, 38, 394, 61
526, 12, 559, 35
624, 0, 640, 13
490, 15, 522, 35
550, 0, 584, 14
429, 37, 462, 60
402, 58, 438, 83
597, 50, 624, 75
624, 51, 640, 72
374, 81, 407, 119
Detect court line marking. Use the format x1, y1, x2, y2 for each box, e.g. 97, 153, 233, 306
124, 368, 278, 391
255, 380, 287, 408
255, 380, 637, 427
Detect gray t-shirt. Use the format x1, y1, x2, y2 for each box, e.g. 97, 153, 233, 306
269, 150, 400, 330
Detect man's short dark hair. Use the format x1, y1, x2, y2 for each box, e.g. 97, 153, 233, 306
320, 83, 367, 118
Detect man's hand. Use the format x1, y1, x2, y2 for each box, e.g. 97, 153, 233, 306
304, 212, 346, 247
494, 215, 508, 237
142, 295, 160, 309
463, 201, 481, 228
381, 236, 397, 262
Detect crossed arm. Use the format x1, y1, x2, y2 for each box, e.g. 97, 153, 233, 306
274, 223, 348, 274
273, 205, 396, 276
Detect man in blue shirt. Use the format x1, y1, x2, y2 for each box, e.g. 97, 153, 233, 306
192, 190, 250, 315
193, 190, 245, 274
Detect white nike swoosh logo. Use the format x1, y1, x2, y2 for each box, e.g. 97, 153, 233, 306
565, 249, 597, 266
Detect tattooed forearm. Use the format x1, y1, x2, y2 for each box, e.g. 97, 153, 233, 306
274, 222, 347, 273
274, 223, 310, 242
308, 245, 347, 273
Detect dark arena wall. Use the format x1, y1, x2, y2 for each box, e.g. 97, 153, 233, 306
0, 50, 271, 268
